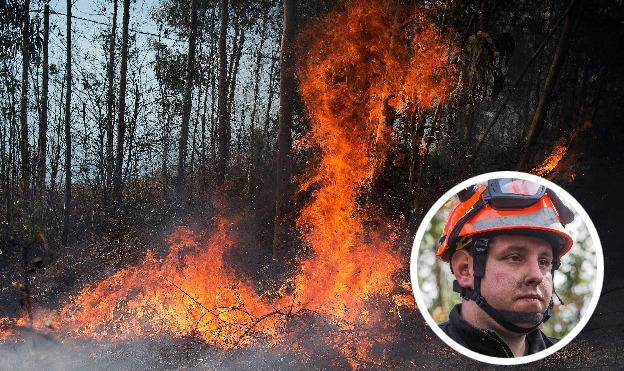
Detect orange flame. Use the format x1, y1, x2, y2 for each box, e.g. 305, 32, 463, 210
2, 217, 288, 348
531, 120, 592, 180
293, 0, 457, 320
532, 143, 567, 176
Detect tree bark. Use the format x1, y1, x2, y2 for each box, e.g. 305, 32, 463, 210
518, 0, 575, 170
124, 83, 140, 181
36, 0, 50, 200
272, 0, 298, 260
61, 0, 72, 246
19, 0, 31, 199
226, 24, 245, 133
216, 0, 230, 183
175, 0, 200, 190
246, 14, 268, 194
104, 0, 118, 208
50, 76, 65, 197
263, 48, 278, 157
113, 0, 130, 204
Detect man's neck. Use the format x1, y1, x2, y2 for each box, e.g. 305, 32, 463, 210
495, 330, 527, 357
460, 301, 528, 357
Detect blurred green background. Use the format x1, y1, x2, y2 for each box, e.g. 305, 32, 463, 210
417, 194, 597, 339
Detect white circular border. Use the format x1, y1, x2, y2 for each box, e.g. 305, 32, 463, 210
409, 171, 604, 365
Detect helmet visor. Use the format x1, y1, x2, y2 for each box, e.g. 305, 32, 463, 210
485, 178, 546, 209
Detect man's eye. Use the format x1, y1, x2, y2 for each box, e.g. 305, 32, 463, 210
507, 255, 521, 262
539, 258, 552, 267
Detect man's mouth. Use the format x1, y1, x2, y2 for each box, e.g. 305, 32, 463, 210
515, 294, 543, 302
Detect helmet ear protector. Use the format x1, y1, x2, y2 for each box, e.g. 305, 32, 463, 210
437, 178, 574, 334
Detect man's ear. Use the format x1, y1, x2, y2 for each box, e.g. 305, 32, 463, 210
451, 249, 473, 289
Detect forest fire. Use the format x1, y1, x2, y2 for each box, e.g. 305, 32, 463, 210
2, 216, 288, 347
293, 0, 457, 322
1, 0, 457, 365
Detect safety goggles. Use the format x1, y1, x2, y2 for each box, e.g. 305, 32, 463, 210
482, 178, 546, 210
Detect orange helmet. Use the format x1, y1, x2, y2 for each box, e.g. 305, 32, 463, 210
437, 179, 574, 262
436, 178, 575, 334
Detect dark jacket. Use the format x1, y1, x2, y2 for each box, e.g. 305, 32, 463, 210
438, 304, 558, 357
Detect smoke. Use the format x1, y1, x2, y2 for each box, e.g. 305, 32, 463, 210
0, 327, 341, 370
0, 333, 117, 371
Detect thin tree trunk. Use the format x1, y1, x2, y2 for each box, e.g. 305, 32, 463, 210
263, 48, 278, 157
518, 0, 575, 170
0, 113, 6, 220
249, 14, 268, 134
200, 7, 215, 173
190, 75, 203, 174
19, 0, 31, 199
226, 23, 245, 119
216, 0, 230, 182
245, 15, 267, 194
124, 83, 139, 181
50, 76, 65, 197
7, 104, 17, 227
162, 111, 171, 193
61, 0, 72, 247
272, 0, 298, 260
190, 124, 197, 173
200, 83, 208, 170
113, 0, 130, 204
36, 0, 50, 200
104, 0, 118, 208
226, 15, 240, 92
176, 0, 200, 190
225, 31, 245, 151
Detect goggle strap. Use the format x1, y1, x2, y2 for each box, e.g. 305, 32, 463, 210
547, 189, 575, 226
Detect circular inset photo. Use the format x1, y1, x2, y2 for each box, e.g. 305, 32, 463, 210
410, 171, 603, 365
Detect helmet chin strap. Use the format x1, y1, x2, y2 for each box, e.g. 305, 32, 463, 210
452, 238, 557, 334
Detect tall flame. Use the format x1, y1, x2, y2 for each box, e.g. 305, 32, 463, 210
293, 0, 457, 320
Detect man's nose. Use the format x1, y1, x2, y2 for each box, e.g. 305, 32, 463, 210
524, 260, 545, 286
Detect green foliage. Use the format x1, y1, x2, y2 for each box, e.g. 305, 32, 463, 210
152, 41, 186, 99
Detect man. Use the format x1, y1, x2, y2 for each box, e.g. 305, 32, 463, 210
435, 178, 575, 357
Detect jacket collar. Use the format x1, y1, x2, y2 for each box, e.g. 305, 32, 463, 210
439, 304, 556, 357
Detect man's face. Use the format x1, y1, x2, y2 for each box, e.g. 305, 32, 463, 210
479, 234, 554, 327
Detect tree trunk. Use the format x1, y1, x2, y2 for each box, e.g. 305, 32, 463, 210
263, 48, 278, 157
225, 26, 245, 147
124, 83, 140, 181
104, 0, 118, 208
245, 14, 268, 194
61, 0, 72, 247
272, 0, 298, 260
19, 0, 31, 199
50, 76, 65, 197
518, 0, 575, 170
162, 111, 171, 193
175, 0, 200, 190
113, 0, 130, 204
216, 0, 230, 183
36, 0, 50, 200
